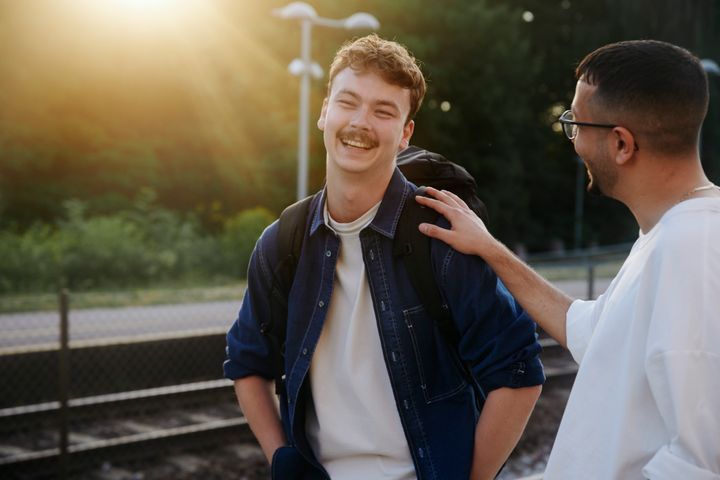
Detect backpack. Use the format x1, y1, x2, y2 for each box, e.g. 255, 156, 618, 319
262, 146, 488, 397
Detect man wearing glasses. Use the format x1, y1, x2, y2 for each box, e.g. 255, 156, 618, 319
416, 40, 720, 479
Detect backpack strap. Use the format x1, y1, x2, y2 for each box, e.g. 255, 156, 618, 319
394, 188, 482, 406
266, 187, 477, 400
393, 188, 460, 351
265, 192, 319, 395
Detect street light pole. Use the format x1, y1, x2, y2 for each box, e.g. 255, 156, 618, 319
273, 2, 380, 201
701, 58, 720, 76
297, 19, 312, 200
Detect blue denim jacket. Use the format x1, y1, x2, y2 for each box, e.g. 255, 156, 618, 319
224, 168, 544, 480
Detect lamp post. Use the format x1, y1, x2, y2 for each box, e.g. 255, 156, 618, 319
701, 58, 720, 76
273, 2, 380, 201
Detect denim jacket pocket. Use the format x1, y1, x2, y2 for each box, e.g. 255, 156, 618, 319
403, 305, 467, 403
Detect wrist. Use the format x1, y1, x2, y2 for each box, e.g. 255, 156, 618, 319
479, 236, 505, 262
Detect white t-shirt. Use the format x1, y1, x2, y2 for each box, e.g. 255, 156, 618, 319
544, 198, 720, 480
305, 202, 416, 480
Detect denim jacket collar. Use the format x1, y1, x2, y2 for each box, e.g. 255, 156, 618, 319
308, 168, 413, 239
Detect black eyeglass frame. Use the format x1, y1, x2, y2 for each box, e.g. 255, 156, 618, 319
557, 109, 616, 140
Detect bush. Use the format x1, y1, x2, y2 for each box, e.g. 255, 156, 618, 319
218, 208, 275, 277
0, 224, 61, 292
116, 190, 212, 277
0, 197, 275, 294
57, 215, 154, 290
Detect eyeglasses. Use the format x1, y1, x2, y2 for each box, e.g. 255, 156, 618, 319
558, 110, 616, 140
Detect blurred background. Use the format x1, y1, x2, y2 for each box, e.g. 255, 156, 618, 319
1, 0, 719, 296
0, 1, 718, 478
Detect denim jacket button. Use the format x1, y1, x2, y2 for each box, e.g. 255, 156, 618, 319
325, 250, 332, 257
302, 348, 308, 355
318, 300, 325, 308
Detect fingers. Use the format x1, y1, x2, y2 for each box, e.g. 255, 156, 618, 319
415, 194, 454, 216
441, 189, 471, 211
418, 222, 453, 243
422, 187, 460, 207
423, 187, 470, 211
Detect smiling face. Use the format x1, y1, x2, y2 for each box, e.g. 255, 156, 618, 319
318, 67, 414, 179
571, 80, 619, 196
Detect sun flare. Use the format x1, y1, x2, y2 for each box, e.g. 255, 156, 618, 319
3, 0, 287, 163
72, 0, 205, 27
106, 0, 189, 15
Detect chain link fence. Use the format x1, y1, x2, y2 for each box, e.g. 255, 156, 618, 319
0, 291, 244, 478
0, 243, 632, 478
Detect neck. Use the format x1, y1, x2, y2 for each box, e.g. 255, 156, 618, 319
325, 164, 394, 223
620, 153, 713, 233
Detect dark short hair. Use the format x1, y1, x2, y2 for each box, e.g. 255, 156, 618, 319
327, 34, 426, 124
576, 40, 709, 154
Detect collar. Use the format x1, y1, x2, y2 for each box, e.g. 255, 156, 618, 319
308, 168, 414, 239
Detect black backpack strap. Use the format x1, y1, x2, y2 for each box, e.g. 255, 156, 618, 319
394, 188, 460, 350
395, 188, 483, 407
265, 192, 319, 395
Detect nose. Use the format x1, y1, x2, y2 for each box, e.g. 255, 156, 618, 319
349, 106, 371, 130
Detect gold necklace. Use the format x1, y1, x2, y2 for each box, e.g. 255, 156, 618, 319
678, 183, 719, 203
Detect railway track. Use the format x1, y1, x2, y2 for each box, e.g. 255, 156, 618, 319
1, 245, 627, 478
0, 337, 575, 479
0, 380, 251, 478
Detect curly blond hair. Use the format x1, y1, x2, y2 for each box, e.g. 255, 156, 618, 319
327, 34, 426, 124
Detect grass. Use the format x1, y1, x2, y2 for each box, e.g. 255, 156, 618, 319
1, 260, 624, 314
0, 281, 247, 314
531, 260, 623, 282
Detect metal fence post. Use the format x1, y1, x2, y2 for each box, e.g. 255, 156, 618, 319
59, 289, 70, 479
587, 262, 595, 300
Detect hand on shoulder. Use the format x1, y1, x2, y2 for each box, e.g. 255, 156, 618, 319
415, 187, 495, 257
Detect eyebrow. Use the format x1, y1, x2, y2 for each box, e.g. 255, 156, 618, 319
335, 89, 401, 112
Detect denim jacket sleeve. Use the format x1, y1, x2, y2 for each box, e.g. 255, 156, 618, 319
223, 221, 280, 381
433, 230, 545, 395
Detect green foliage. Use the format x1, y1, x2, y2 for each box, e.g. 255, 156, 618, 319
0, 223, 61, 292
0, 195, 274, 294
0, 0, 718, 252
219, 208, 276, 277
55, 200, 153, 289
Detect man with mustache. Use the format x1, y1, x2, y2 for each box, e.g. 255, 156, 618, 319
416, 40, 720, 479
224, 34, 544, 479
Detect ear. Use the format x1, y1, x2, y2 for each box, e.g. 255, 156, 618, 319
610, 126, 637, 166
317, 98, 329, 131
398, 119, 415, 151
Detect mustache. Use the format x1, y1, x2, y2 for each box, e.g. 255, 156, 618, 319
337, 127, 378, 148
